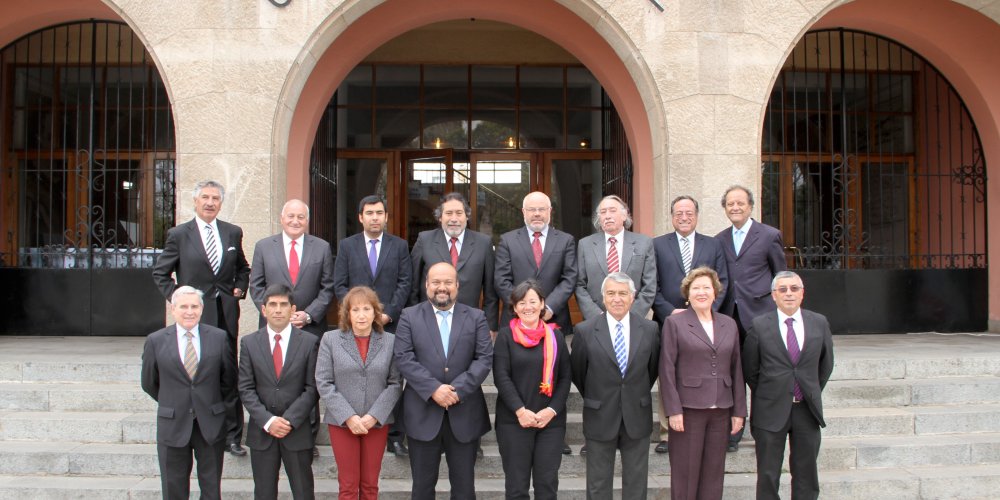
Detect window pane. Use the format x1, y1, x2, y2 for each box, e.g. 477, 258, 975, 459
567, 67, 600, 107
338, 65, 373, 106
375, 65, 419, 106
875, 74, 912, 112
423, 109, 468, 149
425, 65, 467, 107
375, 108, 419, 148
471, 111, 516, 149
476, 160, 529, 245
567, 109, 600, 150
472, 66, 515, 107
520, 66, 563, 107
863, 162, 909, 268
519, 109, 561, 149
341, 107, 373, 148
550, 158, 600, 240
760, 161, 781, 228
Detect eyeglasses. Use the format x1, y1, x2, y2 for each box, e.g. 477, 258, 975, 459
774, 285, 803, 293
523, 207, 550, 213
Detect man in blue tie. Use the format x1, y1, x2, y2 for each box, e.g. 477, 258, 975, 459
570, 272, 660, 500
714, 185, 787, 451
394, 262, 493, 499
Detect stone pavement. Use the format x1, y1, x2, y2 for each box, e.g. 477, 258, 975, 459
1, 332, 1000, 498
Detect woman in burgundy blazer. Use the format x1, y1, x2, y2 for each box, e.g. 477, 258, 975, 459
659, 267, 747, 500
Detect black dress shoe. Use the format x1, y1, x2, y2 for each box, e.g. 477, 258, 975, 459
562, 443, 572, 455
655, 441, 669, 454
579, 444, 587, 456
727, 443, 739, 453
477, 446, 484, 459
387, 440, 409, 457
228, 443, 247, 457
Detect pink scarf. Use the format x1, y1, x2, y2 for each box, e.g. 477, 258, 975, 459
510, 318, 558, 397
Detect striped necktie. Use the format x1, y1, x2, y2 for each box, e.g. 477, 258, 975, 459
680, 236, 692, 274
613, 322, 627, 377
183, 331, 198, 379
607, 237, 619, 273
204, 224, 220, 274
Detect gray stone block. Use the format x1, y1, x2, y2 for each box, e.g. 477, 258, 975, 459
21, 361, 140, 384
917, 464, 1000, 499
49, 386, 156, 412
916, 405, 1000, 434
824, 380, 910, 408
856, 438, 970, 468
911, 378, 1000, 405
829, 358, 905, 381
906, 357, 1000, 379
0, 385, 49, 410
823, 408, 914, 437
0, 362, 22, 383
0, 441, 70, 474
0, 411, 128, 442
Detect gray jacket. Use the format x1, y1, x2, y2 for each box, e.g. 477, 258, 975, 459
316, 329, 401, 427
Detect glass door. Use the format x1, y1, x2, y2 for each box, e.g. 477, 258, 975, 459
401, 150, 453, 245
469, 153, 532, 245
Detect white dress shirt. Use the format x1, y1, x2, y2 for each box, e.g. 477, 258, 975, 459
175, 324, 201, 361
605, 312, 631, 360
526, 225, 549, 251
777, 308, 805, 351
443, 230, 465, 254
282, 233, 304, 267
195, 216, 222, 258
263, 324, 292, 431
604, 229, 625, 264
677, 232, 695, 256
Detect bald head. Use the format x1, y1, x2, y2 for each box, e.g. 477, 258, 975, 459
280, 199, 310, 239
522, 191, 552, 232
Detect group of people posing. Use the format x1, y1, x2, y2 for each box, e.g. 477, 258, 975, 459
140, 181, 834, 500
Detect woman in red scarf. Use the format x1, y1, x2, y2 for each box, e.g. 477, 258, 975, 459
493, 279, 572, 500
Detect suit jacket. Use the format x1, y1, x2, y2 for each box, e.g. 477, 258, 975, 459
315, 329, 401, 427
659, 309, 747, 417
576, 230, 657, 320
238, 327, 319, 451
249, 234, 335, 337
141, 323, 237, 447
715, 219, 786, 331
652, 232, 729, 324
570, 311, 660, 442
410, 228, 499, 331
333, 232, 412, 330
152, 219, 251, 337
492, 325, 572, 428
742, 308, 834, 432
494, 227, 578, 333
393, 301, 493, 443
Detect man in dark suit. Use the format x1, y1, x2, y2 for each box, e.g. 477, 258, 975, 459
332, 194, 412, 455
575, 195, 657, 321
743, 271, 834, 500
650, 195, 730, 454
141, 286, 237, 500
152, 180, 251, 456
715, 185, 786, 451
494, 191, 577, 333
239, 284, 319, 500
394, 262, 494, 500
570, 272, 660, 500
410, 192, 499, 335
249, 199, 335, 338
653, 195, 729, 323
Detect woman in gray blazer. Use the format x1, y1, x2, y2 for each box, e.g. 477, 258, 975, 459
316, 286, 401, 500
660, 267, 747, 500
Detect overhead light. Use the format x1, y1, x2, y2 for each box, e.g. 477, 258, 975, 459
122, 181, 134, 190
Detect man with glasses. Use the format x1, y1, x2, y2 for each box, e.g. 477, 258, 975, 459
715, 185, 786, 451
650, 195, 729, 454
743, 271, 833, 500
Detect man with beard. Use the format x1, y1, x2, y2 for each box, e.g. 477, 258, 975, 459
410, 192, 499, 336
394, 262, 494, 499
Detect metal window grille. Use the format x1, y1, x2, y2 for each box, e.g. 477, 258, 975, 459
0, 21, 176, 269
762, 29, 986, 270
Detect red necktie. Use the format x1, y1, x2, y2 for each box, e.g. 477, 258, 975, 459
272, 334, 283, 378
288, 240, 299, 285
607, 237, 619, 273
532, 232, 543, 268
450, 237, 459, 267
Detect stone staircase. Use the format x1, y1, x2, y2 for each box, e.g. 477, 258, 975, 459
1, 333, 1000, 498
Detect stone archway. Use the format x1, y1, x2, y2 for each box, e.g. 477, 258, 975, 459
803, 0, 1000, 328
275, 0, 664, 233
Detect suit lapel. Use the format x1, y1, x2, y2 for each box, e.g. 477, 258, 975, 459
620, 232, 634, 271
256, 330, 280, 383
593, 314, 621, 376
367, 331, 385, 365
691, 233, 706, 268
667, 232, 685, 273
683, 309, 714, 349
539, 229, 560, 271
186, 221, 213, 270
282, 329, 306, 377
799, 312, 822, 362
271, 236, 293, 286
434, 230, 452, 265
164, 327, 189, 380
718, 228, 737, 262
194, 327, 220, 383
216, 221, 231, 269
297, 236, 314, 279
446, 306, 469, 357
592, 236, 609, 274
456, 233, 472, 272
512, 228, 539, 272
425, 303, 448, 361
373, 236, 389, 280
739, 220, 762, 258
626, 313, 644, 374
339, 330, 365, 368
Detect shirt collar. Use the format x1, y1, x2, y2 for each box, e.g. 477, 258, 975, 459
443, 230, 465, 245
777, 308, 804, 327
432, 303, 457, 315
733, 218, 754, 234
267, 323, 292, 340
176, 324, 200, 338
527, 225, 549, 237
604, 229, 624, 241
282, 232, 304, 247
364, 231, 384, 243
195, 216, 218, 232
606, 311, 630, 331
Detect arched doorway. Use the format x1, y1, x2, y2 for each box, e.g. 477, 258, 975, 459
281, 0, 661, 236
762, 28, 987, 333
0, 20, 176, 335
305, 30, 623, 248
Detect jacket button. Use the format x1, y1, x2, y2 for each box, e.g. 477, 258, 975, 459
711, 371, 717, 376
444, 368, 449, 373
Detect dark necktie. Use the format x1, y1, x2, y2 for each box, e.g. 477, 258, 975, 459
368, 239, 379, 277
273, 333, 283, 379
450, 237, 459, 267
785, 318, 803, 401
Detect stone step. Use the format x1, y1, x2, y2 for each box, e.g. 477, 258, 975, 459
1, 464, 999, 499
4, 375, 1000, 414
7, 404, 1000, 445
4, 432, 1000, 479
